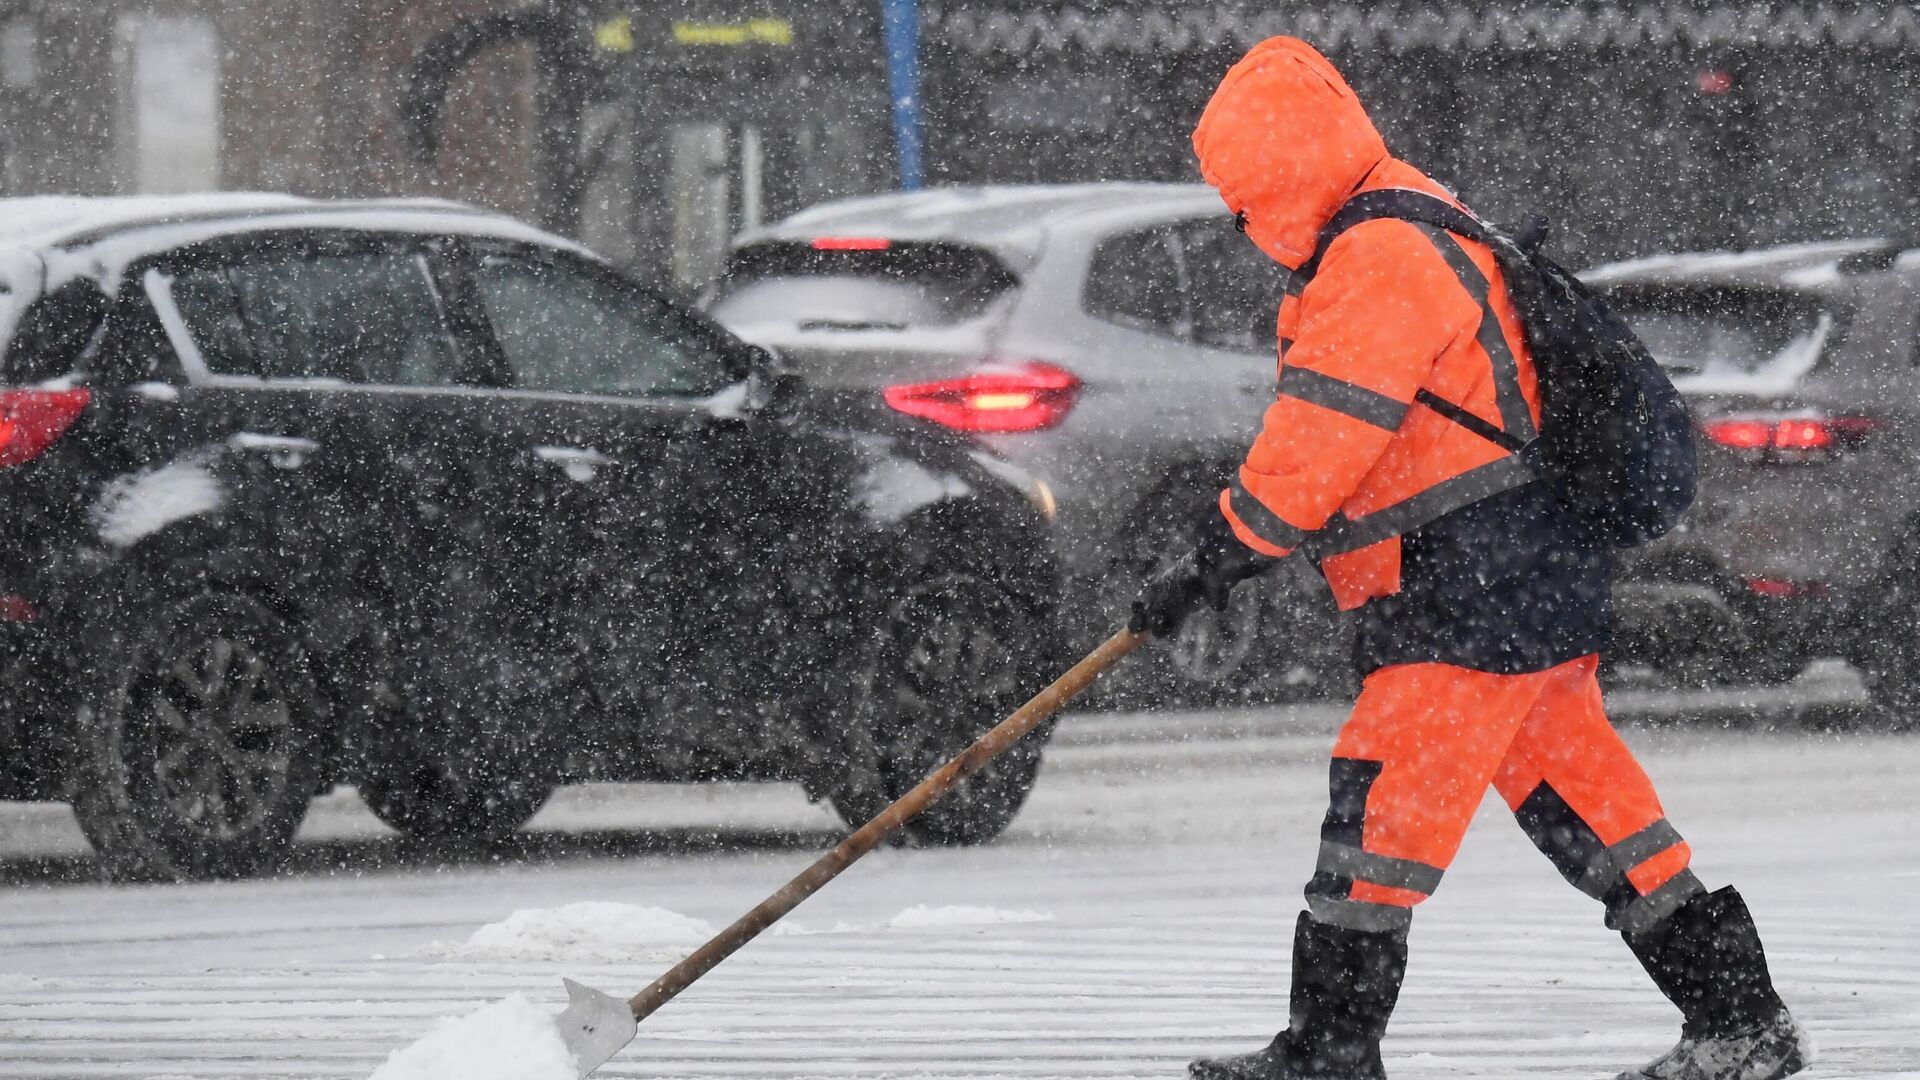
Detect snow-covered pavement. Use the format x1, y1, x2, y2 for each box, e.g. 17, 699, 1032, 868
2, 687, 1917, 1079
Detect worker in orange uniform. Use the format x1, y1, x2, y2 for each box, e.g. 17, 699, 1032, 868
1130, 36, 1808, 1080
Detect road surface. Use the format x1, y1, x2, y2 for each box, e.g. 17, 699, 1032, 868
2, 682, 1916, 1078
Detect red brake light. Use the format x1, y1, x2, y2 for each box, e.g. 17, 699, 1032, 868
1771, 418, 1831, 451
1702, 419, 1771, 450
1744, 577, 1828, 600
1695, 69, 1735, 96
1701, 414, 1874, 460
811, 237, 892, 251
0, 388, 91, 468
884, 363, 1081, 434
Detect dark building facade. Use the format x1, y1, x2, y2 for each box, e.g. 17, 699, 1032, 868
920, 3, 1920, 264
2, 1, 1916, 277
0, 1, 545, 213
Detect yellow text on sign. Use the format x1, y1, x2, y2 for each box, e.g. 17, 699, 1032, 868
595, 15, 635, 52
671, 18, 794, 47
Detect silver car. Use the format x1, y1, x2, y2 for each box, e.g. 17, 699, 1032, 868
705, 183, 1353, 703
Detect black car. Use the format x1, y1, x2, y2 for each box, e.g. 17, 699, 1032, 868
0, 195, 1058, 880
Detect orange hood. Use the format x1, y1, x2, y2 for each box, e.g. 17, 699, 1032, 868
1191, 37, 1390, 270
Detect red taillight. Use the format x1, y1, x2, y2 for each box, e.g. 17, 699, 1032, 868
1771, 418, 1832, 450
1744, 577, 1828, 600
1700, 413, 1875, 461
1695, 69, 1735, 96
0, 388, 91, 468
0, 595, 35, 623
812, 236, 892, 251
884, 363, 1081, 434
1703, 418, 1772, 450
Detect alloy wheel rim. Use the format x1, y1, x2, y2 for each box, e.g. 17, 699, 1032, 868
139, 633, 295, 841
1166, 594, 1265, 682
890, 581, 1026, 803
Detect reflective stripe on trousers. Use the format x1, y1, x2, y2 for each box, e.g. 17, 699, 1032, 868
1303, 656, 1699, 937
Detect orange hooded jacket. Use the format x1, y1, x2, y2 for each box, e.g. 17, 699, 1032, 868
1193, 37, 1542, 612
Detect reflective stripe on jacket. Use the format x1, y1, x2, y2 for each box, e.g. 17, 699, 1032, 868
1192, 36, 1541, 611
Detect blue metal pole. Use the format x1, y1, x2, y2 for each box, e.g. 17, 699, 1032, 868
880, 0, 925, 190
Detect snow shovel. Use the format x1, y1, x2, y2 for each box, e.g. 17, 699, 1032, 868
553, 627, 1148, 1077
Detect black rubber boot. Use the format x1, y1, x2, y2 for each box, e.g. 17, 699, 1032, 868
1189, 912, 1406, 1080
1616, 885, 1811, 1080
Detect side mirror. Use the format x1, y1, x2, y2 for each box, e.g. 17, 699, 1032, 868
743, 346, 806, 414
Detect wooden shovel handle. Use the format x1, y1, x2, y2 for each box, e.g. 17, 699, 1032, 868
626, 627, 1148, 1021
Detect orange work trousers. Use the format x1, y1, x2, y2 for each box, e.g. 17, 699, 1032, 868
1305, 655, 1703, 938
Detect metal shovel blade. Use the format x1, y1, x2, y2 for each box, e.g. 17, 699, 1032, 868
556, 978, 639, 1078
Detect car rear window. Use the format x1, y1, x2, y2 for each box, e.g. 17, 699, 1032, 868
708, 241, 1017, 330
3, 279, 112, 383
1605, 285, 1836, 394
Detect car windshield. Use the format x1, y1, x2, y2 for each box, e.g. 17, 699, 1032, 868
708, 241, 1017, 331
1608, 287, 1835, 395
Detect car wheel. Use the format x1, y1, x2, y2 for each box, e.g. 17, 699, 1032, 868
1105, 484, 1349, 708
1154, 548, 1269, 687
1856, 620, 1920, 733
355, 708, 556, 842
1861, 669, 1920, 733
70, 591, 326, 881
828, 572, 1044, 846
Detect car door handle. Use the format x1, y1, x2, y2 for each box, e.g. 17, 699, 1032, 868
228, 432, 318, 470
534, 445, 614, 482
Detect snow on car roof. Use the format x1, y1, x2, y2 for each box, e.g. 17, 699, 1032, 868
1582, 239, 1887, 289
0, 193, 593, 366
0, 193, 317, 245
0, 192, 582, 258
740, 183, 1223, 258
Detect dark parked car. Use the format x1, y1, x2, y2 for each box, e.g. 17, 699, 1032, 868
0, 195, 1058, 880
1587, 239, 1920, 710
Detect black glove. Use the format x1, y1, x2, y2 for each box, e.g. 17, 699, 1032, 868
1128, 509, 1280, 637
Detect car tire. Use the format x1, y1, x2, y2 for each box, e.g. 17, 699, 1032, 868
1104, 480, 1351, 709
1857, 638, 1920, 734
1861, 672, 1920, 733
827, 571, 1046, 846
70, 589, 327, 882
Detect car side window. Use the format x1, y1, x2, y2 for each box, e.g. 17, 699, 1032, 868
1083, 227, 1187, 340
1178, 219, 1285, 354
167, 247, 461, 384
468, 253, 733, 398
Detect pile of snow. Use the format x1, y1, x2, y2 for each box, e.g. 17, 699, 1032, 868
369, 994, 576, 1080
887, 904, 1053, 929
419, 902, 714, 963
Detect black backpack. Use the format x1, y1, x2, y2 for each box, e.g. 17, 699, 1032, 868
1299, 189, 1696, 549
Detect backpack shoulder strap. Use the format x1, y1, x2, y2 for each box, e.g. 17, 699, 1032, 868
1293, 187, 1537, 448
1296, 188, 1491, 282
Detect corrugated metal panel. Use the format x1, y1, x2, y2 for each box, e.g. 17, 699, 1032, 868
929, 3, 1920, 54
